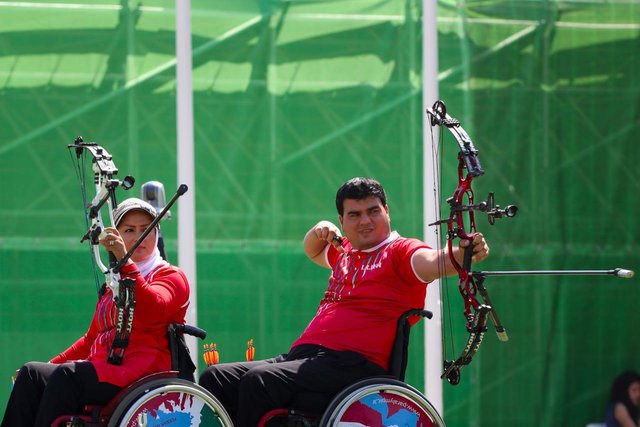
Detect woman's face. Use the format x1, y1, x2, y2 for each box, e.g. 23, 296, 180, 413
629, 381, 640, 406
116, 210, 156, 263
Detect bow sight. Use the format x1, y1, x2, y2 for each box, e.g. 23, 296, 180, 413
431, 192, 518, 228
461, 192, 518, 225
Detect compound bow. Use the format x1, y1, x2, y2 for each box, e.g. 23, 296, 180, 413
427, 100, 634, 385
68, 136, 135, 296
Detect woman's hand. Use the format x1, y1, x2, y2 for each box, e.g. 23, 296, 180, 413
99, 227, 127, 260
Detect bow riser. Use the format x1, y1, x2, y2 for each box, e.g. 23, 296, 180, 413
88, 180, 115, 274
89, 148, 119, 289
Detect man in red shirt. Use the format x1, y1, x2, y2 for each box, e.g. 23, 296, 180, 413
199, 177, 489, 426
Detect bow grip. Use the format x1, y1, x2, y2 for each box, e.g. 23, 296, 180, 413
462, 239, 475, 271
108, 251, 118, 269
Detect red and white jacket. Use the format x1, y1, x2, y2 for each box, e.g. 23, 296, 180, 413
50, 262, 190, 387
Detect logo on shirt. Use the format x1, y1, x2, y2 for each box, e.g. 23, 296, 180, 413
362, 261, 382, 272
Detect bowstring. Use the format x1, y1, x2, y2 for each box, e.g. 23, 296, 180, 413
428, 120, 456, 367
68, 148, 102, 294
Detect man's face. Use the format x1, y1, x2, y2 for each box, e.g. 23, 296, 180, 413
339, 196, 391, 250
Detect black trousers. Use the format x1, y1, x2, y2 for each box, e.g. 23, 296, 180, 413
1, 361, 120, 427
198, 344, 386, 427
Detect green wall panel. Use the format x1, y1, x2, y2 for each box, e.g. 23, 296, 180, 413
0, 1, 638, 426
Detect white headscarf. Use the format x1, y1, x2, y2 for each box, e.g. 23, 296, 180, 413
134, 226, 168, 278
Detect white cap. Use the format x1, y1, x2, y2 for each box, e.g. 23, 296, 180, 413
113, 198, 157, 227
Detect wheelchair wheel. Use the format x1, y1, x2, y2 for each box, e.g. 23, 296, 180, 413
319, 377, 445, 427
107, 378, 233, 427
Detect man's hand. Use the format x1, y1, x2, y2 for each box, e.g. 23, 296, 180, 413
459, 233, 489, 263
311, 221, 344, 253
304, 221, 344, 267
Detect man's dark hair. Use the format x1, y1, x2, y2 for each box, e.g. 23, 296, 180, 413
335, 177, 387, 216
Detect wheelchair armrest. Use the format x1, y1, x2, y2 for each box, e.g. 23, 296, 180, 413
388, 309, 433, 381
400, 309, 433, 322
168, 323, 207, 340
167, 324, 204, 380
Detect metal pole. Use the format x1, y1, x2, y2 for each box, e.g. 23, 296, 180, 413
176, 0, 198, 365
423, 0, 443, 416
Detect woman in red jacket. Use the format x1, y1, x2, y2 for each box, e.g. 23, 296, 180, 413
1, 198, 190, 427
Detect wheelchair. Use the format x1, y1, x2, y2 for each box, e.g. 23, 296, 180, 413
51, 324, 233, 427
52, 310, 444, 427
256, 309, 446, 427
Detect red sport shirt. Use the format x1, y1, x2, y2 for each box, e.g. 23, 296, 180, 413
291, 231, 431, 370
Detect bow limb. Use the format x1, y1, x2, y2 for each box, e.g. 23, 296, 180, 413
441, 304, 490, 385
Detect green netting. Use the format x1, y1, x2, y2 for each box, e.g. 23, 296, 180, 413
0, 1, 638, 426
436, 2, 639, 426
